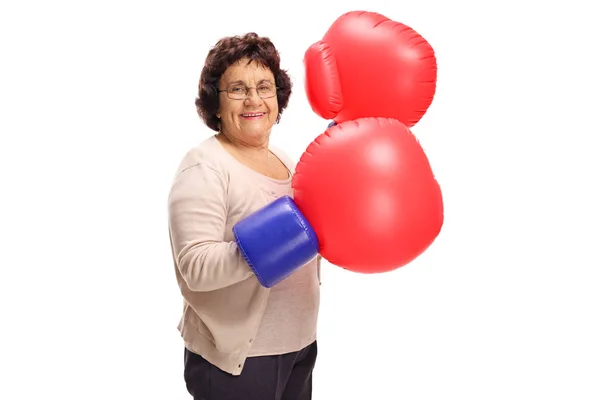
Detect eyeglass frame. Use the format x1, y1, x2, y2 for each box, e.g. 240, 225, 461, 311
216, 81, 279, 100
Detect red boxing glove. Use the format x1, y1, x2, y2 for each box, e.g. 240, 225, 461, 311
304, 10, 437, 128
292, 118, 444, 273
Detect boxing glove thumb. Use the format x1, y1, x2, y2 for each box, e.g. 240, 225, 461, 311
303, 41, 343, 121
233, 195, 320, 288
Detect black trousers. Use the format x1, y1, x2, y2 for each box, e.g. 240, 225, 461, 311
184, 341, 317, 400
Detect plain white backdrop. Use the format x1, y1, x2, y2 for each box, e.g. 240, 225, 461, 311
1, 0, 599, 399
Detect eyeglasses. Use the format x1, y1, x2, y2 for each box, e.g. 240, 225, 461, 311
218, 82, 278, 100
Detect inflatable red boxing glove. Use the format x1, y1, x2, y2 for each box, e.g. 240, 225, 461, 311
304, 10, 437, 128
292, 117, 444, 273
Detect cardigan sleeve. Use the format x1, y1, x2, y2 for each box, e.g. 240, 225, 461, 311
168, 162, 254, 291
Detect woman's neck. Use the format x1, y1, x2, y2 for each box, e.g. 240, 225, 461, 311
216, 131, 270, 163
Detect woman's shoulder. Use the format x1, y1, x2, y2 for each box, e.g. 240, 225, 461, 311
174, 135, 229, 175
268, 143, 297, 172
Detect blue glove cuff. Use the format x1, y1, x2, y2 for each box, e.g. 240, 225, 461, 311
233, 195, 320, 288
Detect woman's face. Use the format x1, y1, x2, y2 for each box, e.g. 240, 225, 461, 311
217, 58, 279, 146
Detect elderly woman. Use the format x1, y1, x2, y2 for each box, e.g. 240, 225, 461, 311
167, 32, 321, 400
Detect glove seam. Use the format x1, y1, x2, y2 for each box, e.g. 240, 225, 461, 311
283, 196, 320, 252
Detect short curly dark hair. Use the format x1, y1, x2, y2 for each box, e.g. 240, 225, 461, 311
195, 32, 293, 132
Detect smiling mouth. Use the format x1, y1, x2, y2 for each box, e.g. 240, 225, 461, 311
240, 112, 266, 119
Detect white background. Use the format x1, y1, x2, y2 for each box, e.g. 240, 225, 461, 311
1, 0, 599, 399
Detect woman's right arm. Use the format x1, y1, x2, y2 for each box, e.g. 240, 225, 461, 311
168, 162, 254, 292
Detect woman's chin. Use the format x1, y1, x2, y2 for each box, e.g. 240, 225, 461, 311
240, 124, 272, 140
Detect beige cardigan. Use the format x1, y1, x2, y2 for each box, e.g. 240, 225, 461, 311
167, 135, 320, 375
